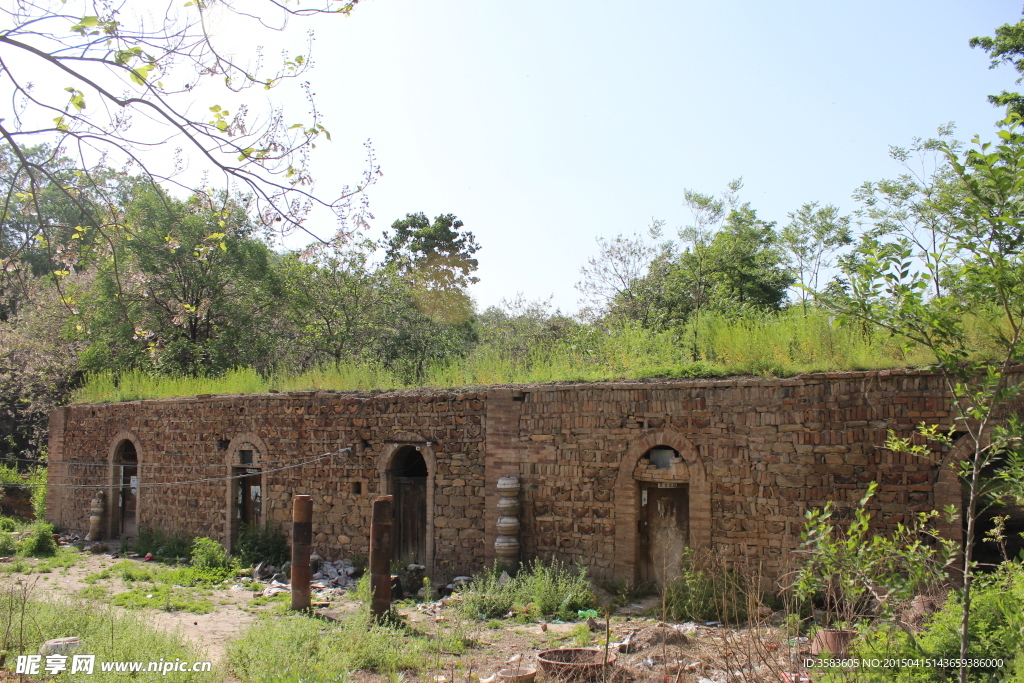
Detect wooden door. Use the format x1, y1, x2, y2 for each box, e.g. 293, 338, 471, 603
638, 485, 689, 585
393, 476, 427, 565
120, 464, 137, 538
236, 470, 262, 526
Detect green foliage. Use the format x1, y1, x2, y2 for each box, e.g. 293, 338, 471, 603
660, 549, 748, 624
0, 517, 17, 532
234, 521, 289, 567
458, 559, 596, 622
826, 562, 1024, 682
18, 522, 57, 558
792, 481, 954, 626
190, 536, 230, 570
73, 304, 951, 403
132, 526, 191, 558
569, 622, 593, 646
0, 532, 16, 556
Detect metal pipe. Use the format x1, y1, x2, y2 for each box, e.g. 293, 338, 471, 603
290, 494, 313, 611
369, 494, 393, 621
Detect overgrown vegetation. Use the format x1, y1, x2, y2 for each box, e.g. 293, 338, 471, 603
0, 589, 212, 682
133, 527, 192, 559
458, 559, 596, 621
234, 522, 289, 568
659, 549, 750, 625
229, 575, 471, 682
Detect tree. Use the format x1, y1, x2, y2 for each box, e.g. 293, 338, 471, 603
825, 117, 1024, 683
80, 187, 282, 376
575, 224, 662, 324
707, 204, 793, 311
780, 201, 852, 309
971, 12, 1024, 119
278, 238, 402, 370
0, 0, 377, 301
382, 212, 480, 325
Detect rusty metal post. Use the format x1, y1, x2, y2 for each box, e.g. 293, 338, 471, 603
369, 495, 393, 621
290, 494, 313, 611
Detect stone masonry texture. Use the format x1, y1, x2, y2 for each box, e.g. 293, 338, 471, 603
47, 369, 983, 585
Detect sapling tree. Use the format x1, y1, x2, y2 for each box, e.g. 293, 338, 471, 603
792, 482, 956, 628
824, 116, 1024, 683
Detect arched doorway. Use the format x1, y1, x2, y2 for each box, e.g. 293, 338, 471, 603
114, 440, 138, 539
388, 446, 428, 566
636, 447, 689, 585
614, 429, 711, 583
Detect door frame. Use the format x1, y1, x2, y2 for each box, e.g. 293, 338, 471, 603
614, 429, 711, 581
378, 435, 436, 574
107, 432, 143, 541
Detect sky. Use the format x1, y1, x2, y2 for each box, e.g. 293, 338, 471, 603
235, 1, 1022, 314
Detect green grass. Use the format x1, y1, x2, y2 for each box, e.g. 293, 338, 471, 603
458, 559, 596, 622
228, 584, 472, 683
110, 584, 216, 614
0, 547, 80, 575
73, 307, 947, 403
85, 557, 234, 588
0, 594, 213, 682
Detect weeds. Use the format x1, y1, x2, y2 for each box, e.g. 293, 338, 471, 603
18, 522, 57, 557
234, 521, 289, 567
458, 559, 596, 622
190, 536, 230, 569
659, 549, 749, 624
73, 307, 960, 404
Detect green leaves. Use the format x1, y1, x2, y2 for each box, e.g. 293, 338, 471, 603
64, 87, 86, 112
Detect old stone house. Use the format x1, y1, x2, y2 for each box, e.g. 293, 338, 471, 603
46, 369, 969, 585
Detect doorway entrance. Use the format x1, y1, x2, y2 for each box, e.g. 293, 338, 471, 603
388, 446, 427, 565
116, 440, 138, 539
232, 447, 262, 545
637, 483, 690, 585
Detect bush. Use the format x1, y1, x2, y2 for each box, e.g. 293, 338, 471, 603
0, 532, 16, 556
518, 558, 596, 620
234, 522, 288, 567
0, 517, 17, 532
190, 536, 230, 570
835, 561, 1024, 682
18, 522, 57, 558
134, 526, 191, 558
458, 559, 597, 621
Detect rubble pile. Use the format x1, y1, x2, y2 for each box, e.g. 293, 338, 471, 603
311, 557, 358, 590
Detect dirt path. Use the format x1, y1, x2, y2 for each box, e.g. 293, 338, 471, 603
23, 551, 256, 664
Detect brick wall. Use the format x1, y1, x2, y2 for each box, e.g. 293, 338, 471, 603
49, 369, 977, 585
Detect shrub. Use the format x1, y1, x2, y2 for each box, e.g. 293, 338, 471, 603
834, 561, 1024, 682
234, 521, 288, 567
18, 522, 57, 558
458, 563, 518, 619
0, 517, 17, 532
458, 559, 596, 621
190, 536, 230, 570
0, 532, 16, 557
134, 526, 191, 558
518, 558, 596, 620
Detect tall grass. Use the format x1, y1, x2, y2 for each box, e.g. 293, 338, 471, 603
73, 307, 980, 403
0, 592, 212, 682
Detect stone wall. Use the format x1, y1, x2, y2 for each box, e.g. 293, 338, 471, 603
48, 369, 974, 584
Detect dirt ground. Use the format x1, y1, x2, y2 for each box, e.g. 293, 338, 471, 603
16, 550, 811, 683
